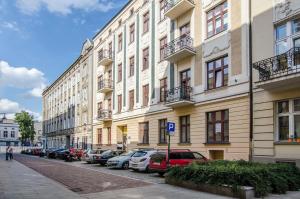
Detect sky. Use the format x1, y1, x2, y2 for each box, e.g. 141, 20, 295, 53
0, 0, 128, 120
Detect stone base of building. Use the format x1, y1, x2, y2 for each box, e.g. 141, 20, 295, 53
253, 156, 300, 167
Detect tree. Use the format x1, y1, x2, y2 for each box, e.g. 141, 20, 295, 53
15, 111, 36, 145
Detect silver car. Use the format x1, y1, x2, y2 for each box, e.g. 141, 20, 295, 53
129, 150, 157, 172
107, 150, 136, 169
82, 149, 107, 164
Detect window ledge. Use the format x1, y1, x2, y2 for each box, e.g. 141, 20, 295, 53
274, 141, 300, 145
177, 142, 192, 146
157, 143, 167, 146
203, 142, 231, 145
204, 85, 228, 93
137, 143, 150, 146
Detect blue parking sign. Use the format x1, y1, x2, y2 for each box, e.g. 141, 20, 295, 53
167, 122, 175, 135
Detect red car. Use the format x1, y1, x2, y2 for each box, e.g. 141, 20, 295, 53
149, 149, 207, 176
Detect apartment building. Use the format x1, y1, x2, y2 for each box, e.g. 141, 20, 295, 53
252, 0, 300, 166
92, 0, 251, 160
0, 115, 20, 146
42, 39, 94, 149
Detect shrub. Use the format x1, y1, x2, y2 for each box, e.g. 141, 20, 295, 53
167, 160, 300, 197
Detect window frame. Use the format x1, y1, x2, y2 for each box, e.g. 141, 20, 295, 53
129, 90, 134, 110
206, 110, 229, 144
117, 94, 122, 113
207, 56, 228, 90
179, 115, 190, 143
142, 47, 149, 70
118, 63, 122, 82
107, 127, 111, 145
159, 0, 166, 22
206, 1, 228, 38
160, 36, 167, 61
139, 122, 149, 144
129, 56, 135, 77
143, 11, 150, 33
129, 23, 135, 43
142, 84, 149, 107
160, 77, 167, 102
118, 33, 123, 51
159, 119, 167, 144
97, 128, 102, 145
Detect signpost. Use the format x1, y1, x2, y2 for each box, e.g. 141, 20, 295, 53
166, 122, 175, 167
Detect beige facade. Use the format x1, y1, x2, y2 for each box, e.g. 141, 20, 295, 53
42, 39, 94, 149
92, 0, 251, 160
252, 0, 300, 166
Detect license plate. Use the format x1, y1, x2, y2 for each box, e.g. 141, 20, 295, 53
153, 162, 160, 165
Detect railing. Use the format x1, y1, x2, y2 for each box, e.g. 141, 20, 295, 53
98, 49, 113, 62
164, 35, 195, 59
253, 47, 300, 81
164, 0, 195, 13
165, 85, 193, 103
97, 109, 112, 120
98, 79, 113, 90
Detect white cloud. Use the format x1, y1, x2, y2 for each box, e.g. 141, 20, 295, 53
16, 0, 117, 15
0, 60, 46, 98
0, 98, 42, 121
0, 21, 20, 32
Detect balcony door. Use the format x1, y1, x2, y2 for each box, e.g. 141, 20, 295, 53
180, 69, 191, 100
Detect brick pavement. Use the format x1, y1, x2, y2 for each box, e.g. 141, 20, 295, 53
14, 154, 150, 194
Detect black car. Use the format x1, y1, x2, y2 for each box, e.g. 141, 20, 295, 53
55, 149, 69, 160
48, 148, 65, 159
97, 150, 125, 166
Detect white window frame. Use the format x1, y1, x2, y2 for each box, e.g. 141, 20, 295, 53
274, 19, 300, 55
276, 98, 300, 141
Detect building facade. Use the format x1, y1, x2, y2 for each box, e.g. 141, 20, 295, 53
252, 0, 300, 166
0, 115, 20, 146
33, 121, 44, 147
43, 39, 94, 149
92, 0, 251, 160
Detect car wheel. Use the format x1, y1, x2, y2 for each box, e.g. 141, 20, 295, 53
158, 172, 165, 177
122, 161, 129, 169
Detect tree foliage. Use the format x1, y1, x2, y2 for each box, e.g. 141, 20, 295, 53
15, 111, 36, 143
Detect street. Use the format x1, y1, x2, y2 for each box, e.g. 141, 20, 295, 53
1, 154, 300, 199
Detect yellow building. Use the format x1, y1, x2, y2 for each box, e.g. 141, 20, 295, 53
92, 0, 251, 160
252, 0, 300, 166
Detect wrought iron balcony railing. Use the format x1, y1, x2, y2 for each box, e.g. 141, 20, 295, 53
165, 0, 195, 14
165, 85, 193, 103
97, 109, 112, 120
164, 35, 195, 59
98, 79, 113, 91
98, 49, 113, 63
253, 47, 300, 81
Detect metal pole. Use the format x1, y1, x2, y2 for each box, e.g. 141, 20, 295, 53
167, 134, 170, 167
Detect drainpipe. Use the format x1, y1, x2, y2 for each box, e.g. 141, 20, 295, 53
249, 0, 253, 161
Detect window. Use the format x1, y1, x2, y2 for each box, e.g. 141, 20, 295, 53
98, 49, 103, 62
130, 8, 134, 16
139, 122, 149, 144
11, 131, 15, 138
143, 84, 149, 107
160, 36, 167, 61
118, 63, 122, 82
129, 90, 134, 110
107, 127, 111, 145
159, 0, 166, 21
143, 47, 149, 70
143, 11, 149, 33
118, 33, 123, 51
180, 115, 190, 143
159, 119, 167, 143
108, 42, 112, 57
277, 99, 300, 141
97, 128, 102, 145
117, 95, 122, 113
130, 23, 135, 43
180, 23, 190, 36
108, 98, 112, 111
129, 56, 135, 76
207, 56, 228, 89
160, 78, 167, 102
3, 131, 8, 138
207, 110, 229, 143
207, 1, 228, 38
97, 102, 102, 118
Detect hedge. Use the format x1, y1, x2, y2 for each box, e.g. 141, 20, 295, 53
167, 160, 300, 197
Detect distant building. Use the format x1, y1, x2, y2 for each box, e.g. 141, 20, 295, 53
34, 121, 44, 147
0, 115, 20, 146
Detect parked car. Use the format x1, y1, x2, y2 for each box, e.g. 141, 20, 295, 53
45, 148, 56, 157
64, 148, 84, 162
81, 149, 105, 163
47, 148, 64, 159
55, 149, 69, 160
107, 150, 137, 169
96, 150, 125, 166
149, 149, 208, 176
129, 150, 157, 172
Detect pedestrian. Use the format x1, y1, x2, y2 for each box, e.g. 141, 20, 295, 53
5, 146, 9, 161
9, 147, 13, 160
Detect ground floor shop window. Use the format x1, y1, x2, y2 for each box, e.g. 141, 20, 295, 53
207, 110, 229, 143
179, 115, 190, 143
159, 119, 167, 144
277, 99, 300, 141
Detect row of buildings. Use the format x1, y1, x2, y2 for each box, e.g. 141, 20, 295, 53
42, 0, 300, 166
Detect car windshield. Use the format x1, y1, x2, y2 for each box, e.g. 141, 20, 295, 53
132, 151, 147, 157
101, 150, 112, 156
121, 151, 135, 156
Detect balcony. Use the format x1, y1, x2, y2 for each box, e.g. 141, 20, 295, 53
98, 79, 113, 93
164, 0, 195, 20
165, 86, 194, 108
98, 49, 113, 66
164, 35, 196, 63
97, 109, 112, 121
253, 47, 300, 90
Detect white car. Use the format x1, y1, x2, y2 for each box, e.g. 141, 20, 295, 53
129, 150, 157, 172
82, 149, 107, 164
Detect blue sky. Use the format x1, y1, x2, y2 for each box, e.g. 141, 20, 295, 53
0, 0, 128, 120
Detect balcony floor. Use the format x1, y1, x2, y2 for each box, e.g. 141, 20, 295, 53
165, 100, 195, 108
165, 0, 195, 20
164, 48, 196, 63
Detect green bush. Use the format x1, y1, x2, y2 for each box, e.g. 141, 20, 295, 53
167, 160, 300, 197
